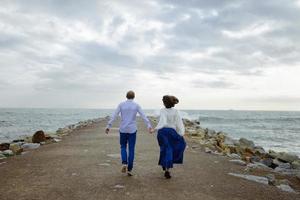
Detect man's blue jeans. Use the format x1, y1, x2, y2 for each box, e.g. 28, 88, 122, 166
120, 132, 136, 172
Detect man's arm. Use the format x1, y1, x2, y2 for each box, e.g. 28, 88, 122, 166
106, 104, 121, 133
137, 105, 153, 132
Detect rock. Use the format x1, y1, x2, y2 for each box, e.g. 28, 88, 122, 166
276, 184, 296, 193
205, 147, 212, 153
0, 143, 10, 151
2, 150, 14, 157
239, 138, 255, 149
228, 153, 241, 159
228, 173, 269, 185
261, 158, 275, 168
265, 174, 276, 186
21, 143, 40, 149
229, 159, 246, 166
9, 143, 23, 155
291, 160, 300, 169
250, 155, 261, 163
273, 159, 291, 169
274, 167, 300, 176
12, 139, 25, 143
277, 152, 299, 163
32, 130, 46, 143
296, 173, 300, 181
247, 162, 272, 170
267, 150, 279, 159
0, 153, 6, 159
254, 146, 266, 155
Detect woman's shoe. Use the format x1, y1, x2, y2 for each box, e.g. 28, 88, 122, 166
164, 171, 171, 179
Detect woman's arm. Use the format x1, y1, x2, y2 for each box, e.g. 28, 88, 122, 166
176, 110, 185, 136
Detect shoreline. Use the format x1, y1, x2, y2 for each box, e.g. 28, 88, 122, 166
1, 116, 300, 193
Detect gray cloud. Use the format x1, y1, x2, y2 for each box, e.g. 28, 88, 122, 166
0, 0, 300, 108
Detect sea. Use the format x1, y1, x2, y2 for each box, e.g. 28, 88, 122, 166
0, 108, 299, 156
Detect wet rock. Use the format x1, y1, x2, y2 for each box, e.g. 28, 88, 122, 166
32, 130, 46, 143
9, 143, 23, 155
291, 160, 300, 169
0, 143, 10, 151
276, 184, 296, 193
277, 152, 299, 163
21, 143, 40, 150
239, 138, 255, 149
2, 150, 14, 157
228, 173, 269, 185
229, 159, 246, 166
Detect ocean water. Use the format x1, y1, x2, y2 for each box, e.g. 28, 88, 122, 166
0, 108, 299, 156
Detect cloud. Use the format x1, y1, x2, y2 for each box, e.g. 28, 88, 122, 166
0, 0, 300, 109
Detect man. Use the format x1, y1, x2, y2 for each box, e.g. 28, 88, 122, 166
105, 90, 153, 176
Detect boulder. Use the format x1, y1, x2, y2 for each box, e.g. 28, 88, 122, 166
239, 138, 255, 149
0, 143, 10, 151
292, 160, 300, 169
32, 130, 46, 143
2, 150, 14, 157
9, 143, 23, 155
277, 152, 299, 163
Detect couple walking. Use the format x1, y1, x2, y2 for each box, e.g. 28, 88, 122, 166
105, 91, 186, 179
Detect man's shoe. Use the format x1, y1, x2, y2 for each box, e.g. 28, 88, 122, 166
121, 165, 127, 173
164, 171, 171, 179
127, 171, 133, 176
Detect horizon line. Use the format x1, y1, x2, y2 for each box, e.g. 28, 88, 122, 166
0, 107, 300, 112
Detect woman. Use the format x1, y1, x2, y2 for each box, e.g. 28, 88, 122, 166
154, 95, 186, 179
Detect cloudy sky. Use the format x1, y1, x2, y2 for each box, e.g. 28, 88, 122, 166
1, 0, 300, 110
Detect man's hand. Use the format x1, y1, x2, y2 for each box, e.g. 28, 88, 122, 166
105, 128, 110, 134
148, 128, 155, 134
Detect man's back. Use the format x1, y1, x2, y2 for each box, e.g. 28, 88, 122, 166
107, 99, 151, 133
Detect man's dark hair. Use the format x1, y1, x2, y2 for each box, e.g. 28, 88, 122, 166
126, 91, 135, 99
162, 95, 179, 108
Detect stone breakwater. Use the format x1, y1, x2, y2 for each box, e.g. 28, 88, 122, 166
182, 118, 300, 194
0, 117, 105, 161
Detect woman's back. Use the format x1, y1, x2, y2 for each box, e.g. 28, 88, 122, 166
155, 108, 185, 136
